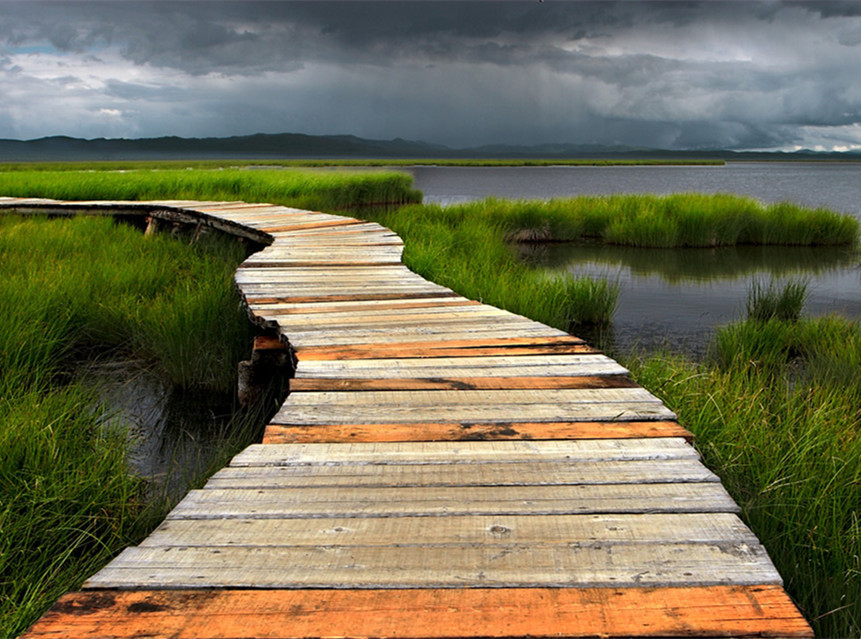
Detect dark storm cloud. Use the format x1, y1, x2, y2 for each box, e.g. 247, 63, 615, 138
1, 1, 861, 149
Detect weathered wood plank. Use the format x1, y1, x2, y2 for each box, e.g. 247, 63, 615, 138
288, 375, 636, 391
262, 420, 693, 443
145, 513, 755, 546
273, 401, 677, 425
21, 586, 814, 639
206, 459, 719, 489
286, 327, 576, 348
294, 338, 595, 360
246, 292, 462, 304
230, 439, 698, 466
162, 486, 738, 520
84, 541, 782, 589
283, 387, 662, 406
246, 296, 475, 311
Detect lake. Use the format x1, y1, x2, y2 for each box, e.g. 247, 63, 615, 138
407, 162, 861, 356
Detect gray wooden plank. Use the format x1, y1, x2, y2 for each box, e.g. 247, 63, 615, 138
273, 401, 676, 424
206, 459, 720, 489
163, 484, 739, 519
283, 388, 661, 406
230, 439, 698, 466
144, 513, 755, 547
84, 541, 782, 589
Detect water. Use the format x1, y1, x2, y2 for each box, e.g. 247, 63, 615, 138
523, 243, 860, 357
407, 162, 861, 356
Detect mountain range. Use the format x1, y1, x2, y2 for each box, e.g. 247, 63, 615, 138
0, 132, 858, 162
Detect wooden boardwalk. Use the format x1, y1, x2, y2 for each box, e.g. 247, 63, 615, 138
4, 198, 812, 638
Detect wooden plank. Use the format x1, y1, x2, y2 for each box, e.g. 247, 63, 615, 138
230, 439, 698, 466
206, 459, 719, 489
249, 298, 481, 314
283, 388, 662, 406
258, 219, 363, 232
273, 313, 539, 332
294, 353, 618, 372
145, 513, 754, 546
162, 485, 738, 520
287, 328, 575, 348
84, 541, 782, 589
245, 292, 462, 304
294, 339, 595, 360
287, 376, 637, 391
22, 586, 813, 639
262, 420, 693, 443
292, 364, 629, 379
272, 401, 677, 425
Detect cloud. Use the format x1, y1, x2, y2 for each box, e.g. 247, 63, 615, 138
0, 1, 860, 150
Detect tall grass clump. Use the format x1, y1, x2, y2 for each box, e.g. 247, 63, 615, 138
0, 215, 265, 635
0, 167, 421, 212
364, 202, 619, 331
745, 279, 808, 323
396, 194, 858, 249
628, 312, 861, 638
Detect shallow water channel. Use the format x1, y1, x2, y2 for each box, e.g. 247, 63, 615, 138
523, 242, 861, 357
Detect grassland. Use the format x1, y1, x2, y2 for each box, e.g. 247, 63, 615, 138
0, 215, 269, 635
0, 167, 421, 211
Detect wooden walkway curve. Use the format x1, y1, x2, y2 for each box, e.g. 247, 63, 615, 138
3, 198, 812, 638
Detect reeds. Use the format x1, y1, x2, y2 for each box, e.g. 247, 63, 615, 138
418, 194, 859, 248
628, 305, 861, 638
0, 167, 421, 211
745, 279, 808, 323
0, 215, 263, 634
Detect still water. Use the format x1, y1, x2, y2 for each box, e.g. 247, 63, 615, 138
407, 163, 861, 356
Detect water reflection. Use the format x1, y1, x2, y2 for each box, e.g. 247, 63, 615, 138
84, 362, 245, 499
524, 243, 861, 358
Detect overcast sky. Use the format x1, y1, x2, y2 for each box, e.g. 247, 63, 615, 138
1, 1, 860, 150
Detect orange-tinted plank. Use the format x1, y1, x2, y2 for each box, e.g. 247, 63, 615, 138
22, 586, 812, 638
288, 375, 638, 391
296, 340, 598, 360
262, 420, 692, 443
259, 219, 362, 232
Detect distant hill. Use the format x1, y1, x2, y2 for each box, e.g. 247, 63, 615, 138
0, 132, 858, 162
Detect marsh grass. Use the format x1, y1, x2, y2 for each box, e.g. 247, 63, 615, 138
428, 194, 859, 247
364, 204, 619, 331
746, 279, 808, 323
629, 313, 861, 638
0, 215, 270, 635
0, 167, 421, 211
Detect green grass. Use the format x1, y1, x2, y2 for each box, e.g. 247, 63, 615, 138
364, 203, 619, 330
628, 312, 861, 638
417, 194, 858, 248
0, 167, 421, 211
745, 279, 808, 323
0, 215, 270, 635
